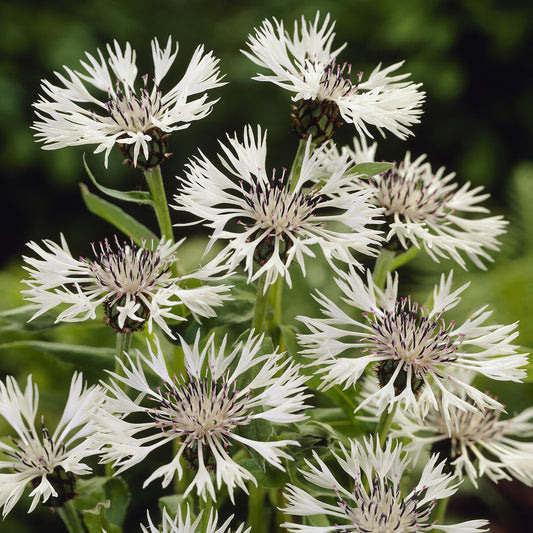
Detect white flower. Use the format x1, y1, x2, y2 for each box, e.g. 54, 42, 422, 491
22, 235, 231, 338
94, 331, 310, 501
298, 268, 528, 426
344, 142, 507, 269
33, 36, 224, 168
282, 437, 488, 533
394, 391, 533, 488
0, 373, 103, 517
243, 12, 425, 140
173, 125, 383, 290
137, 504, 250, 533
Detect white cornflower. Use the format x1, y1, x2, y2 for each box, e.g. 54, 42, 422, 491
282, 437, 488, 533
346, 143, 507, 269
22, 234, 231, 338
95, 331, 310, 501
0, 373, 103, 517
394, 391, 533, 488
298, 268, 527, 425
173, 125, 383, 290
243, 12, 424, 142
33, 36, 224, 168
137, 505, 250, 533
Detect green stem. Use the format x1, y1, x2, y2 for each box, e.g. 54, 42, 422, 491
143, 165, 174, 243
433, 495, 450, 527
248, 485, 267, 533
269, 276, 284, 348
389, 246, 420, 273
252, 275, 271, 334
372, 249, 397, 289
114, 332, 132, 379
57, 500, 84, 533
376, 403, 397, 448
200, 493, 214, 533
289, 139, 309, 193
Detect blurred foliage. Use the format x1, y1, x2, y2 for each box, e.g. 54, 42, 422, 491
1, 0, 533, 531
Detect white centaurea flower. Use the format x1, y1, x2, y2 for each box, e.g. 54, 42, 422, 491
243, 12, 425, 142
94, 331, 310, 501
132, 504, 250, 533
338, 140, 507, 269
33, 36, 224, 168
298, 268, 528, 426
281, 437, 488, 533
394, 391, 533, 488
22, 234, 231, 338
0, 373, 103, 517
173, 125, 383, 290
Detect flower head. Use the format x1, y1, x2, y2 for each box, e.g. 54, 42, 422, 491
342, 142, 507, 269
138, 505, 250, 533
33, 37, 224, 168
0, 373, 103, 517
22, 235, 231, 337
298, 268, 527, 425
243, 12, 425, 142
95, 331, 310, 501
281, 437, 488, 533
394, 390, 533, 488
173, 125, 383, 290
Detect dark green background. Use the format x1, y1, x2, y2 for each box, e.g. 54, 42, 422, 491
1, 0, 533, 531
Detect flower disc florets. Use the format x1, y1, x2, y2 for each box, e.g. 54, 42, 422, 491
22, 234, 231, 338
281, 437, 489, 533
244, 12, 425, 141
95, 332, 310, 501
174, 125, 383, 290
394, 391, 533, 487
337, 141, 508, 268
33, 37, 225, 168
298, 268, 527, 424
0, 373, 103, 517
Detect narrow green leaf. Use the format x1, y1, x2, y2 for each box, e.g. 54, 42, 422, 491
347, 161, 393, 178
80, 183, 156, 246
0, 340, 115, 368
83, 153, 154, 206
238, 458, 288, 489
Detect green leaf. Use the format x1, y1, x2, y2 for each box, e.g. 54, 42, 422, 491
83, 501, 121, 533
347, 161, 393, 178
0, 305, 60, 333
0, 340, 115, 368
80, 183, 156, 246
158, 494, 187, 517
83, 153, 154, 206
74, 476, 130, 531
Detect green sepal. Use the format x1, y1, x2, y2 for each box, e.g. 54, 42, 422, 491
80, 183, 156, 246
0, 340, 114, 369
347, 161, 393, 178
83, 153, 154, 206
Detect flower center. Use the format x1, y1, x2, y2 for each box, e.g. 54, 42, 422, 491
339, 478, 434, 533
242, 170, 322, 233
148, 371, 252, 449
105, 75, 162, 133
89, 237, 173, 300
371, 165, 451, 223
5, 422, 78, 507
316, 60, 361, 101
366, 298, 459, 394
240, 171, 323, 265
